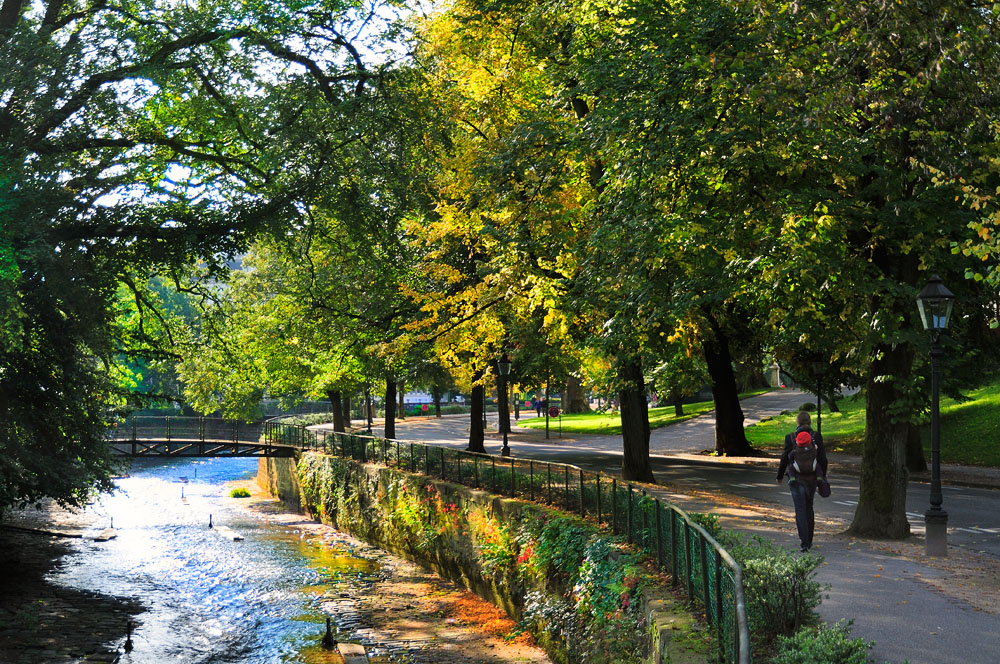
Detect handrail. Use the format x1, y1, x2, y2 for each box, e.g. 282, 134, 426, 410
264, 420, 753, 664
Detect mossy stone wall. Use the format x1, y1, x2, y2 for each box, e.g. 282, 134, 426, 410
258, 451, 708, 664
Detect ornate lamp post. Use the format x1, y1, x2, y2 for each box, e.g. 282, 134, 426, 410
916, 274, 955, 557
498, 355, 512, 457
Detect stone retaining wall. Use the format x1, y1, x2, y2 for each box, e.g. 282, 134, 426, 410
258, 452, 708, 664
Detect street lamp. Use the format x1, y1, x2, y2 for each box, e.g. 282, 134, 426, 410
916, 274, 955, 557
498, 355, 512, 457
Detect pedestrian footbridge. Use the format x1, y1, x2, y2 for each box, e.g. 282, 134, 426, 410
108, 416, 298, 458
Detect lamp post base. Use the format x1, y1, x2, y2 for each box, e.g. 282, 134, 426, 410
925, 509, 948, 557
500, 431, 510, 457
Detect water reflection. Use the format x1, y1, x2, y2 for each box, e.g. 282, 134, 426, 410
51, 457, 380, 663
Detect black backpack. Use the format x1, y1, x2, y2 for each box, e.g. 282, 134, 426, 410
790, 434, 819, 479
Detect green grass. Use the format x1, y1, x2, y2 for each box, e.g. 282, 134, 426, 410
744, 394, 867, 454
927, 380, 1000, 466
517, 389, 771, 435
744, 378, 1000, 467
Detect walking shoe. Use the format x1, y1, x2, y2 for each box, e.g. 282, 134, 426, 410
799, 545, 810, 553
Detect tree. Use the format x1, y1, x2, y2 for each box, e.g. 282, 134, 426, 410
0, 0, 408, 511
650, 323, 710, 417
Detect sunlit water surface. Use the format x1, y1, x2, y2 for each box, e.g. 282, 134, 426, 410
53, 457, 380, 663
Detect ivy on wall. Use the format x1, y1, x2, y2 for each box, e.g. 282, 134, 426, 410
296, 453, 676, 664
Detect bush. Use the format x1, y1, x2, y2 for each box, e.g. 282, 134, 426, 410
718, 533, 826, 653
772, 621, 876, 664
688, 512, 722, 538
229, 487, 251, 498
799, 402, 816, 412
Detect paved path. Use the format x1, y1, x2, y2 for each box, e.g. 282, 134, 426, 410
339, 390, 1000, 664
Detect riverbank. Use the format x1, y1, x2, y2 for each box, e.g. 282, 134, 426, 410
226, 477, 551, 664
0, 502, 143, 663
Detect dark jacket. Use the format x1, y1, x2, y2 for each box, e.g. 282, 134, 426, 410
776, 426, 829, 482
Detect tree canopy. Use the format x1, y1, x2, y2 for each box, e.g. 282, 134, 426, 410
6, 0, 1000, 540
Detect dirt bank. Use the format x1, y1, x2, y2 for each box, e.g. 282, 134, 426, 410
0, 502, 143, 663
226, 478, 551, 664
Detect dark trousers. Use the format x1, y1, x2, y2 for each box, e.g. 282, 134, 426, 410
789, 479, 816, 548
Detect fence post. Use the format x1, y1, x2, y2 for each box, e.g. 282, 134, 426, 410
685, 522, 695, 602
410, 443, 415, 473
547, 464, 552, 504
611, 479, 618, 535
627, 484, 633, 544
440, 447, 445, 479
132, 416, 136, 441
700, 536, 710, 610
596, 475, 601, 525
491, 457, 496, 491
733, 587, 740, 664
529, 461, 534, 501
671, 510, 678, 584
564, 466, 569, 510
510, 459, 515, 496
715, 550, 725, 662
642, 490, 648, 547
579, 471, 585, 517
656, 500, 663, 568
425, 445, 429, 475
165, 416, 170, 441
474, 456, 479, 488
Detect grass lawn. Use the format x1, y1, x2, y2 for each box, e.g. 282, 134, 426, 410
744, 379, 1000, 467
517, 389, 771, 435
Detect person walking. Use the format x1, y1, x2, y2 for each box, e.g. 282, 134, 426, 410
776, 411, 829, 552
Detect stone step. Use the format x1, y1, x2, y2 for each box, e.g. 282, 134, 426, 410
337, 642, 368, 663
93, 528, 117, 542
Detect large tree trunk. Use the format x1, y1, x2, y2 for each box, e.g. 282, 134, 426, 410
397, 381, 406, 419
703, 320, 755, 456
565, 375, 590, 414
467, 369, 486, 453
384, 379, 397, 440
619, 359, 655, 482
432, 384, 442, 418
497, 373, 510, 434
329, 390, 344, 433
848, 342, 913, 539
905, 422, 927, 472
342, 394, 351, 429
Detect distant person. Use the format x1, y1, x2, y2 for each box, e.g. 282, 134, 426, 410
776, 411, 829, 552
534, 397, 542, 417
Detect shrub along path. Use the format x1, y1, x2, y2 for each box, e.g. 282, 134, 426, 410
354, 390, 1000, 664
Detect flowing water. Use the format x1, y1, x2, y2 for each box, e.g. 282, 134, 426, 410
51, 457, 385, 663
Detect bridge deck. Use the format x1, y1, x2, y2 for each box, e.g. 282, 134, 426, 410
109, 438, 298, 458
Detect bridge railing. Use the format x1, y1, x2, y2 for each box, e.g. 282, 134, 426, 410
111, 416, 264, 444
263, 421, 751, 664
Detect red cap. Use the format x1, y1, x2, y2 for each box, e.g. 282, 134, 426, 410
796, 431, 812, 446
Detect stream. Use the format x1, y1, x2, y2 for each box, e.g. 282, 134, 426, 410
51, 457, 388, 664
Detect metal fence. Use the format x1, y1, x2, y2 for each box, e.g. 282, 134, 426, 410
264, 421, 751, 664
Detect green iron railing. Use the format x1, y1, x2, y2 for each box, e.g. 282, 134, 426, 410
264, 420, 751, 664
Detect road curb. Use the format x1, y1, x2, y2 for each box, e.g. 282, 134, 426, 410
654, 453, 1000, 491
